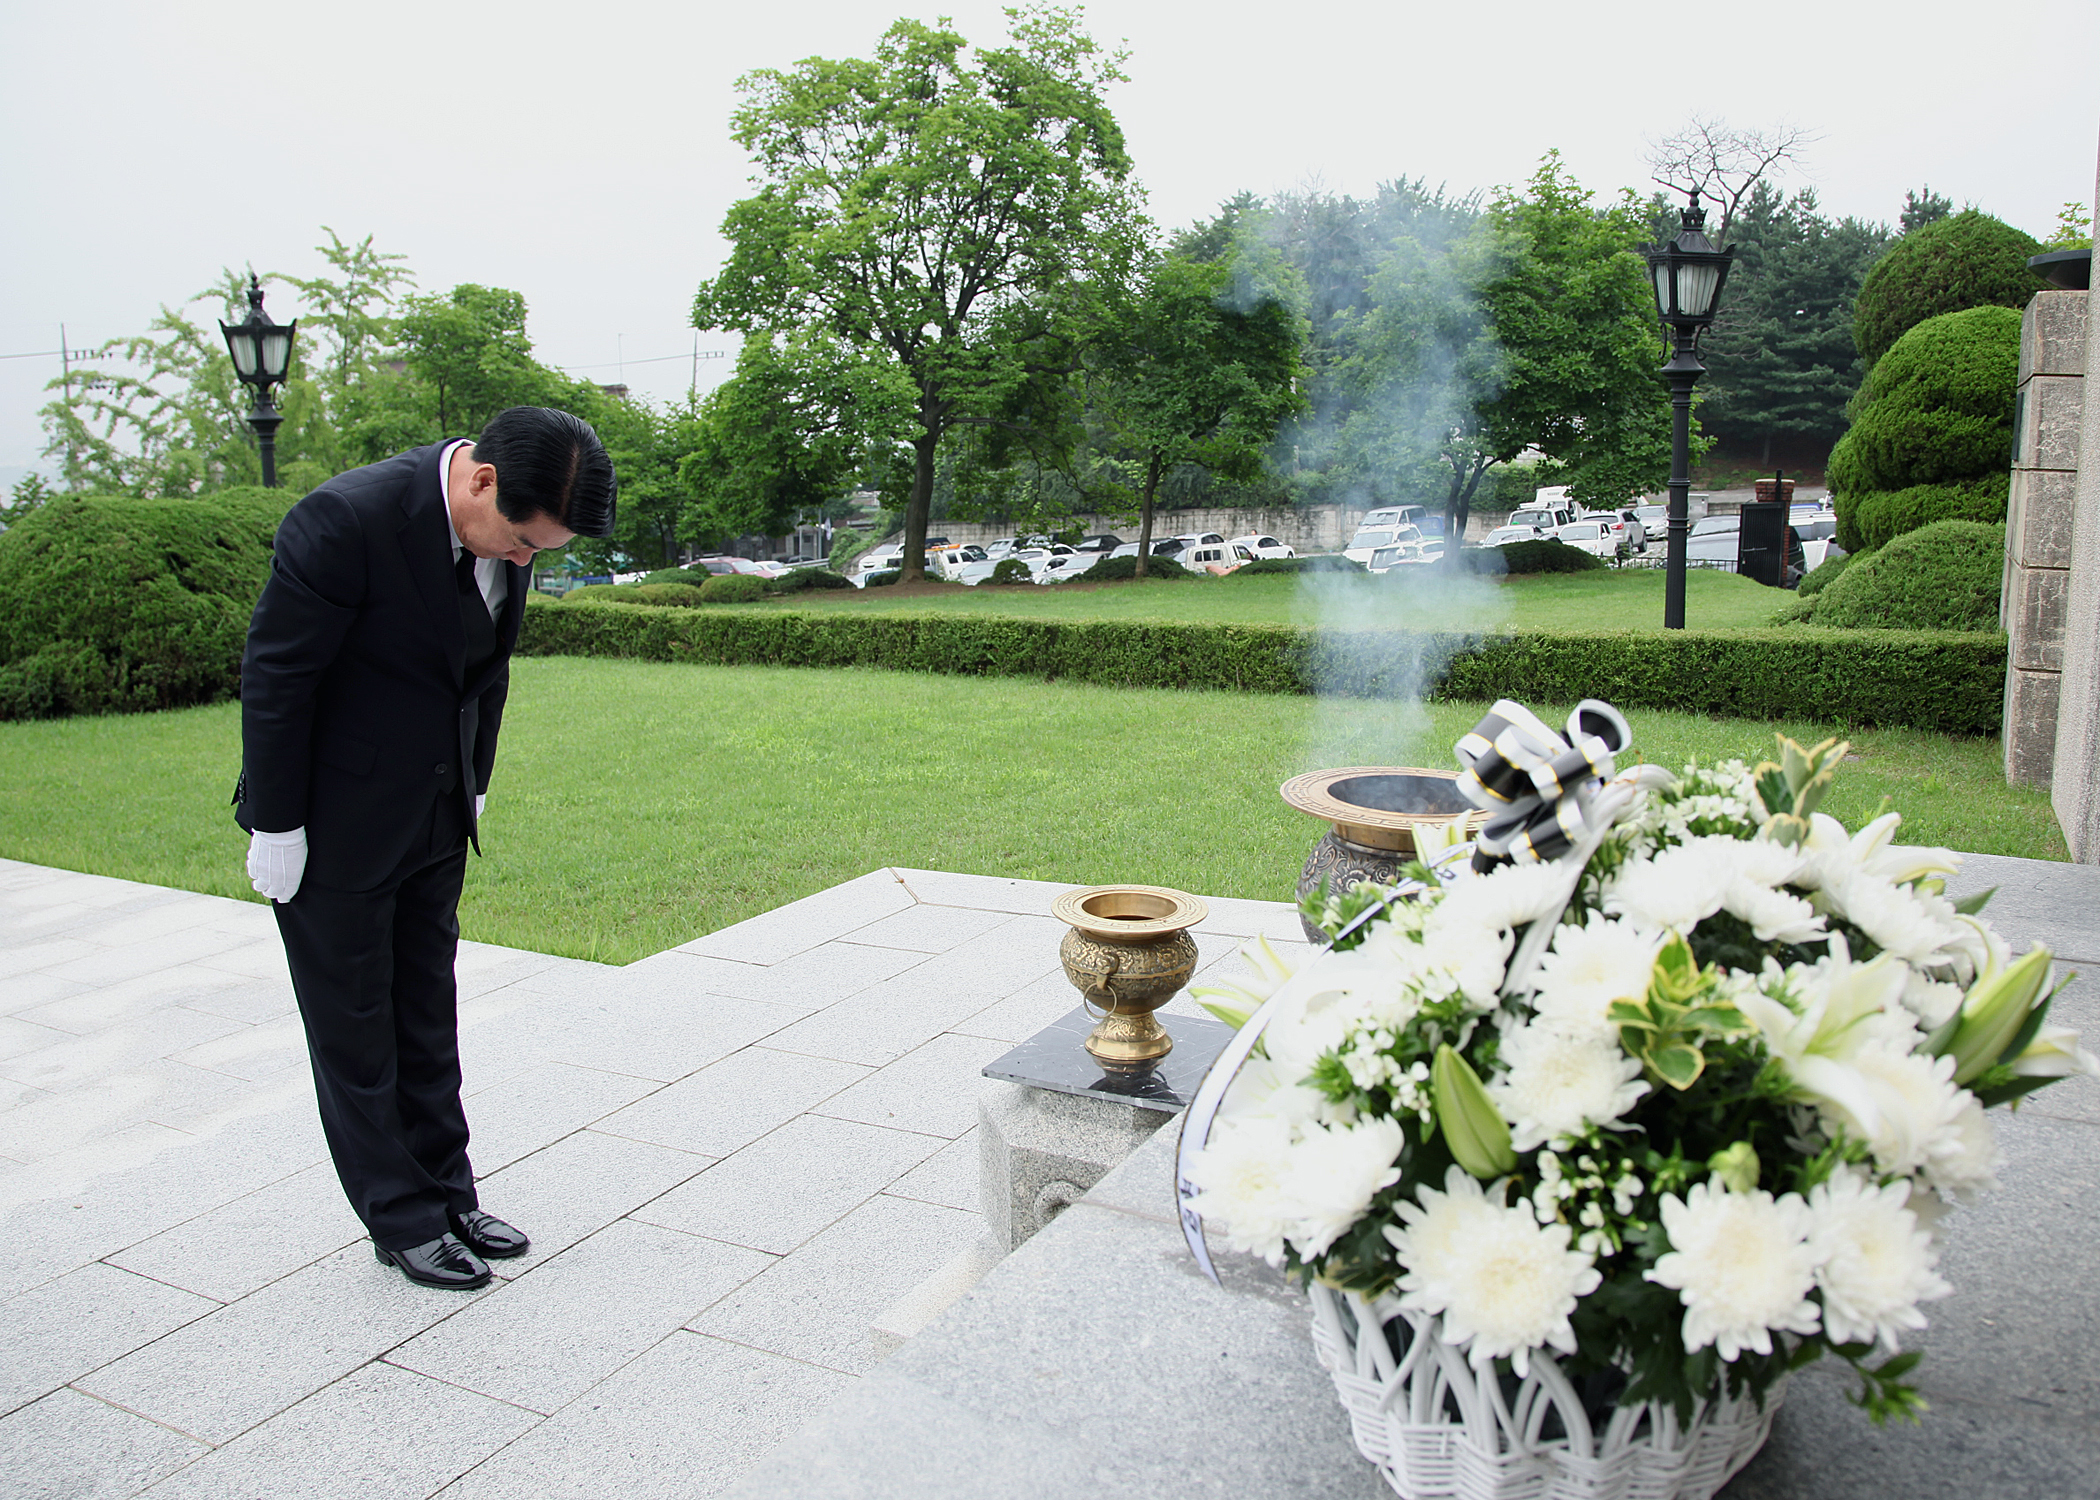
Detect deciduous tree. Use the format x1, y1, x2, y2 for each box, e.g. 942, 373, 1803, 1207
692, 5, 1149, 582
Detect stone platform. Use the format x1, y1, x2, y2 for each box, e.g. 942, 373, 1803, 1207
5, 852, 2099, 1498
0, 857, 1302, 1498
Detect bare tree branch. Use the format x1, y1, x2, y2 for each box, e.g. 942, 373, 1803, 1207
1644, 114, 1820, 243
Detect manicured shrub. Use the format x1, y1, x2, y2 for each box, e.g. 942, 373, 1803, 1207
1084, 554, 1194, 581
1231, 555, 1360, 577
640, 567, 710, 589
1842, 475, 2008, 553
765, 567, 852, 594
864, 569, 904, 588
0, 489, 290, 720
1853, 211, 2045, 366
1796, 552, 1853, 597
699, 572, 768, 603
986, 559, 1034, 585
617, 583, 708, 607
561, 584, 624, 604
1460, 539, 1607, 575
1792, 520, 2005, 632
522, 606, 2004, 734
1828, 306, 2020, 550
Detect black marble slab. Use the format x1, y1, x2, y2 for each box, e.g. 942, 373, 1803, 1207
981, 1006, 1238, 1113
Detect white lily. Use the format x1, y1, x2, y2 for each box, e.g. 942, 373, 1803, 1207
1737, 937, 1911, 1076
2007, 1023, 2100, 1080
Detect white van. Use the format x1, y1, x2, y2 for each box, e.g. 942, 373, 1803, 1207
1182, 540, 1256, 573
1345, 522, 1426, 567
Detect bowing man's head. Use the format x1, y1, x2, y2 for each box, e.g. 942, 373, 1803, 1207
453, 406, 619, 564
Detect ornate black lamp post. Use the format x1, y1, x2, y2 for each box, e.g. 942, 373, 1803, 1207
1643, 194, 1735, 630
219, 275, 297, 487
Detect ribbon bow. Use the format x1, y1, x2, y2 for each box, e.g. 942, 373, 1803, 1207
1453, 698, 1632, 871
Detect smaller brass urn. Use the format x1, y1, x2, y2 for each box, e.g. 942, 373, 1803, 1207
1052, 885, 1209, 1065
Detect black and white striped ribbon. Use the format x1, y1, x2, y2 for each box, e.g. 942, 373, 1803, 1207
1454, 699, 1632, 871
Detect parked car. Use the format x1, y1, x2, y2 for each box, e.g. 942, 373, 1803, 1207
1555, 517, 1624, 560
1035, 551, 1104, 582
1073, 533, 1123, 553
694, 555, 767, 576
1229, 533, 1295, 559
853, 545, 904, 577
1345, 523, 1426, 567
1789, 504, 1837, 543
1575, 511, 1633, 554
1355, 504, 1443, 538
1482, 523, 1549, 549
984, 537, 1018, 561
1108, 539, 1188, 559
1505, 504, 1575, 535
1181, 540, 1257, 573
1614, 509, 1649, 553
929, 544, 990, 581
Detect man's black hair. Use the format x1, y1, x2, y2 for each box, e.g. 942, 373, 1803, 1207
476, 406, 617, 538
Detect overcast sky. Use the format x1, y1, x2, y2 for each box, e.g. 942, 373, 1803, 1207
3, 0, 2094, 473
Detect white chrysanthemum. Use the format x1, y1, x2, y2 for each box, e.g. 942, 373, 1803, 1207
1430, 861, 1571, 939
1812, 1044, 1967, 1177
1923, 1096, 2001, 1201
1488, 1021, 1650, 1151
1806, 1169, 1950, 1350
1647, 1182, 1822, 1360
1530, 913, 1662, 1030
1823, 871, 1963, 964
1414, 922, 1510, 1008
1284, 1117, 1406, 1258
1901, 967, 1965, 1029
1184, 1116, 1298, 1265
1723, 880, 1826, 944
1387, 1168, 1599, 1375
1604, 837, 1736, 932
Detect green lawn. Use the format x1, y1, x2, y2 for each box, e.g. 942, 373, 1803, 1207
690, 565, 1788, 633
0, 657, 2063, 964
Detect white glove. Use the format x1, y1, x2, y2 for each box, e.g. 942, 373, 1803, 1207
247, 827, 308, 904
475, 793, 487, 820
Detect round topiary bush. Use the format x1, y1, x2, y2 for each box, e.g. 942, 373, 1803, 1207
1830, 306, 2021, 495
985, 559, 1035, 585
1796, 552, 1853, 597
1843, 475, 2009, 554
1083, 554, 1193, 582
1229, 555, 1363, 577
1853, 210, 2045, 366
699, 572, 768, 603
1794, 519, 2004, 631
863, 568, 904, 588
0, 488, 290, 720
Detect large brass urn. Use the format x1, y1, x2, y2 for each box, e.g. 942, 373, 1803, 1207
1052, 885, 1209, 1064
1281, 767, 1485, 941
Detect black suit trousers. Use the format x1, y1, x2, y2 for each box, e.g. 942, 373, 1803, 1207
274, 792, 479, 1250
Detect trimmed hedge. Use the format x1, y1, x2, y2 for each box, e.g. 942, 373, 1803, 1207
1462, 539, 1608, 575
1853, 211, 2045, 366
766, 567, 852, 594
1793, 520, 2005, 632
1085, 554, 1194, 581
0, 488, 290, 720
1232, 555, 1362, 576
519, 605, 2005, 734
641, 567, 710, 589
986, 559, 1033, 585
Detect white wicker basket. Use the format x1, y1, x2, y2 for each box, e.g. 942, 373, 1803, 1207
1308, 1283, 1782, 1500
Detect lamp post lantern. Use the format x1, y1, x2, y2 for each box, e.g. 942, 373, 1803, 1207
218, 274, 297, 487
1643, 193, 1735, 630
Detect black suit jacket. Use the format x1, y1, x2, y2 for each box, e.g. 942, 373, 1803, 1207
237, 441, 526, 891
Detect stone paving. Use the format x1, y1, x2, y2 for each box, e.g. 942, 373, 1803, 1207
0, 856, 1305, 1500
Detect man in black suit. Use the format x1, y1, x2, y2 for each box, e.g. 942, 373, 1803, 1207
237, 406, 617, 1290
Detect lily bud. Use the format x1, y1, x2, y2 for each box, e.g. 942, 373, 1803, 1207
1707, 1141, 1760, 1194
1943, 947, 2053, 1085
2007, 1023, 2100, 1080
1432, 1044, 1516, 1179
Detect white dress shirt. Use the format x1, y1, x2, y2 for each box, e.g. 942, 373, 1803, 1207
439, 438, 507, 618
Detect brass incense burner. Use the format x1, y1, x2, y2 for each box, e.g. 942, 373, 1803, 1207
1051, 885, 1208, 1064
1280, 767, 1485, 941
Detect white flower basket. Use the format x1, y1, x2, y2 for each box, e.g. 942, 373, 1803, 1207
1308, 1283, 1782, 1500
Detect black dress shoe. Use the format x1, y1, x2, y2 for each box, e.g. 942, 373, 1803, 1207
449, 1208, 530, 1259
374, 1233, 491, 1289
